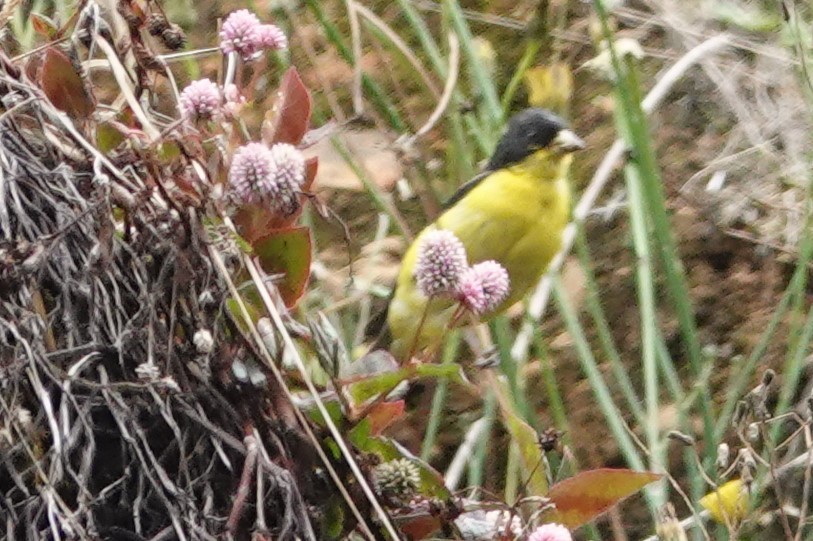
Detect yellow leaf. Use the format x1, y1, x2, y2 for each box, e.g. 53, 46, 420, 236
523, 63, 573, 115
699, 479, 749, 524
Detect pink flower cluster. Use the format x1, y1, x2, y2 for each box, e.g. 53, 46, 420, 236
413, 229, 510, 315
414, 230, 467, 298
228, 142, 306, 216
219, 9, 288, 60
179, 79, 221, 122
458, 260, 510, 315
178, 80, 245, 122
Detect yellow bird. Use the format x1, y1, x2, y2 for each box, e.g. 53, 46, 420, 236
383, 108, 584, 360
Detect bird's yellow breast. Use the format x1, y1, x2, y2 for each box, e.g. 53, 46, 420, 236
387, 150, 572, 358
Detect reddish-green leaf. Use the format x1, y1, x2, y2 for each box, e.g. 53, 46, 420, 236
493, 376, 548, 495
253, 226, 311, 307
233, 204, 275, 245
547, 468, 662, 528
347, 424, 451, 500
40, 47, 94, 119
263, 67, 311, 145
365, 400, 405, 435
503, 414, 548, 495
31, 13, 58, 39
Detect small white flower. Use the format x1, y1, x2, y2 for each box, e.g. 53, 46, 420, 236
454, 509, 522, 540
135, 362, 161, 381
193, 329, 214, 354
16, 407, 32, 429
160, 377, 181, 392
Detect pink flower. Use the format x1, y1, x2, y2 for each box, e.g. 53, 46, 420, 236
219, 11, 289, 60
229, 142, 274, 201
528, 523, 573, 541
458, 260, 510, 315
257, 24, 287, 50
266, 143, 306, 215
178, 79, 221, 121
219, 9, 262, 59
228, 142, 306, 216
413, 230, 468, 298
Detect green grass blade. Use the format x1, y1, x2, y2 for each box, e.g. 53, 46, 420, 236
592, 0, 715, 462
442, 0, 503, 128
421, 331, 461, 461
552, 277, 644, 471
574, 231, 646, 423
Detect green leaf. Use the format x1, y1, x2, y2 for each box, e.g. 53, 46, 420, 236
320, 495, 346, 539
305, 399, 345, 429
503, 413, 548, 496
95, 122, 126, 153
225, 296, 262, 333
546, 468, 662, 528
346, 362, 468, 405
492, 376, 548, 495
253, 226, 312, 308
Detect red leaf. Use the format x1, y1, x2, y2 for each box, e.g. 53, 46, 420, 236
547, 468, 662, 529
263, 67, 312, 145
365, 400, 405, 435
253, 226, 312, 308
40, 47, 94, 119
304, 156, 318, 188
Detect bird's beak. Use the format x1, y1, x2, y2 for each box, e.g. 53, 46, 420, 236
553, 129, 586, 153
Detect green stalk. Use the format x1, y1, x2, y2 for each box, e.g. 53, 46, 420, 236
592, 0, 715, 461
492, 317, 532, 422
656, 336, 685, 404
773, 207, 813, 442
552, 278, 645, 472
624, 142, 664, 500
534, 329, 569, 432
393, 0, 446, 75
421, 332, 461, 461
468, 390, 497, 488
500, 40, 542, 112
392, 0, 492, 155
442, 0, 503, 128
575, 228, 646, 424
304, 0, 405, 130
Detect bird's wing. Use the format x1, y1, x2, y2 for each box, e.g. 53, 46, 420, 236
442, 169, 492, 209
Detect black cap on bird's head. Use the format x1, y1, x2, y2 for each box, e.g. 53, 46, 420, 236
486, 108, 585, 170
